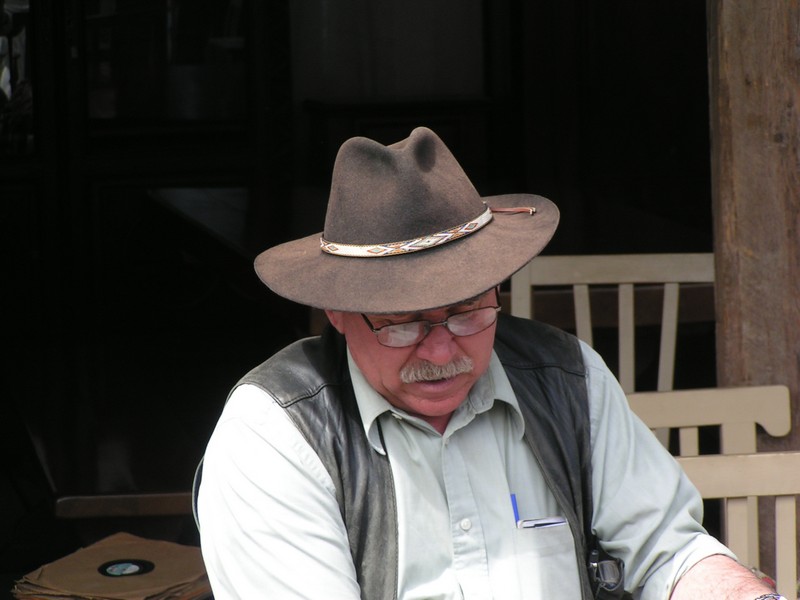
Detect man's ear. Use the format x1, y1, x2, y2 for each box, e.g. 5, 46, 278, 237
324, 309, 345, 334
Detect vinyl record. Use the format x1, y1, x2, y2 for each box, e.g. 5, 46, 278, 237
98, 559, 156, 577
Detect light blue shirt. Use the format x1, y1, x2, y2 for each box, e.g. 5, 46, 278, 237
199, 340, 732, 599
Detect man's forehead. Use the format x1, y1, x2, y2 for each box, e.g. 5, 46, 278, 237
369, 290, 489, 320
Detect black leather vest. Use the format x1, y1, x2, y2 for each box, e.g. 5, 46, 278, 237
223, 314, 597, 599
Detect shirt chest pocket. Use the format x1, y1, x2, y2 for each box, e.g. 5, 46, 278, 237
512, 520, 583, 596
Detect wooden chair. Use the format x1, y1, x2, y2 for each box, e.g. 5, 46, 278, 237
509, 253, 715, 394
629, 385, 792, 564
677, 451, 800, 600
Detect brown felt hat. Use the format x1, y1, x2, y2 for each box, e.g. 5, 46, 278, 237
254, 126, 559, 314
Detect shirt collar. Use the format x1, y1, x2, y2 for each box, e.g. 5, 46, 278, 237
347, 349, 526, 455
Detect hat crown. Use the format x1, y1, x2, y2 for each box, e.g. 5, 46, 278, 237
323, 127, 484, 245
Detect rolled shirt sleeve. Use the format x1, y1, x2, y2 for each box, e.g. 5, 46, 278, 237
582, 341, 735, 599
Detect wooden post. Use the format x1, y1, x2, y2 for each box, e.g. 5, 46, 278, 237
707, 0, 800, 578
707, 0, 800, 444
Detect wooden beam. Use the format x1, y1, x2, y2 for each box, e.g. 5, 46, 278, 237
707, 0, 800, 578
707, 0, 800, 449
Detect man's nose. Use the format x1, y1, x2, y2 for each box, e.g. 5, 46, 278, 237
415, 322, 458, 364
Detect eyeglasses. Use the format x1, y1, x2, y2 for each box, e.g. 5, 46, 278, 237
361, 294, 501, 348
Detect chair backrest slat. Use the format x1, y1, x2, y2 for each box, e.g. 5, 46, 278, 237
677, 426, 700, 457
657, 282, 680, 391
775, 495, 797, 599
573, 284, 593, 346
618, 282, 635, 393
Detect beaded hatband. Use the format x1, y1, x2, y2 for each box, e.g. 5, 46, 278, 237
320, 205, 535, 258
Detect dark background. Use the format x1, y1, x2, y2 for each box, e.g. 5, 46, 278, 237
0, 0, 715, 591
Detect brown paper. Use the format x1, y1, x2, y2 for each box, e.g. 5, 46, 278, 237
13, 532, 210, 600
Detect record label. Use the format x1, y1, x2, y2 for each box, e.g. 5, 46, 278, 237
98, 558, 155, 577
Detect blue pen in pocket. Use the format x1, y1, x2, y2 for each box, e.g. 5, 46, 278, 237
510, 493, 520, 525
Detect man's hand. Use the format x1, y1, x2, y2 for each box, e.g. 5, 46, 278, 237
670, 554, 779, 599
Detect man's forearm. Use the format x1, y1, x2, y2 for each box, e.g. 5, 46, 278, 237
670, 554, 779, 599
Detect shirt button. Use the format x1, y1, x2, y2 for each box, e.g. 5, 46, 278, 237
459, 518, 472, 531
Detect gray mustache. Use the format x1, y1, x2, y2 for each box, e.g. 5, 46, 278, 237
400, 356, 474, 384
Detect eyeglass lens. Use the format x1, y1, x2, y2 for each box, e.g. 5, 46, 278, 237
371, 305, 500, 347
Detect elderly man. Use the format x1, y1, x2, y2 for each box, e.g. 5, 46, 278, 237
196, 127, 782, 599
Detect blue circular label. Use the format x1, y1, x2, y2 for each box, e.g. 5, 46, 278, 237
98, 559, 155, 577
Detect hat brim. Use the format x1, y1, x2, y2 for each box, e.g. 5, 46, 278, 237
254, 193, 559, 314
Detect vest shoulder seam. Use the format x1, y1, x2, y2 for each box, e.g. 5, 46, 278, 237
237, 378, 348, 409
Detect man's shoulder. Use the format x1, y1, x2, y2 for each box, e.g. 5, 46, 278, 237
236, 327, 349, 407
